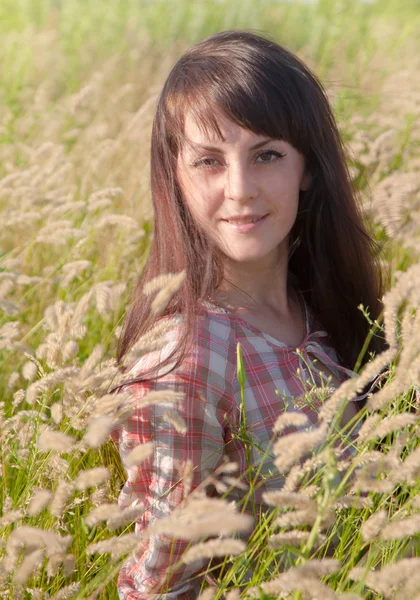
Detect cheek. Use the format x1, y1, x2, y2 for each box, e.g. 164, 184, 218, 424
180, 187, 218, 231
184, 182, 220, 217
268, 167, 305, 198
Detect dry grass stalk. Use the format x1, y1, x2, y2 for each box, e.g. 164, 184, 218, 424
50, 582, 81, 599
124, 442, 154, 467
334, 495, 373, 510
361, 509, 388, 542
0, 510, 23, 528
294, 558, 341, 578
47, 553, 76, 578
349, 558, 420, 598
353, 452, 400, 493
121, 317, 181, 368
87, 391, 133, 419
273, 410, 310, 433
366, 413, 417, 440
25, 589, 46, 600
50, 403, 63, 425
107, 504, 146, 530
146, 513, 252, 541
149, 271, 186, 316
85, 503, 122, 527
182, 539, 246, 564
87, 533, 140, 559
74, 467, 110, 490
319, 347, 396, 423
146, 497, 253, 541
222, 476, 248, 492
135, 389, 186, 408
248, 559, 340, 598
27, 490, 53, 516
14, 548, 45, 585
50, 481, 75, 518
380, 514, 420, 540
268, 530, 311, 549
182, 459, 194, 499
83, 415, 115, 448
355, 414, 382, 443
162, 409, 187, 434
197, 588, 217, 600
262, 491, 315, 510
6, 526, 72, 561
273, 424, 328, 473
38, 427, 74, 452
275, 507, 318, 528
88, 186, 123, 203
399, 445, 420, 484
22, 361, 38, 381
225, 590, 241, 600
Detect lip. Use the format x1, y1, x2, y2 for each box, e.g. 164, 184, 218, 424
222, 213, 267, 224
222, 213, 269, 233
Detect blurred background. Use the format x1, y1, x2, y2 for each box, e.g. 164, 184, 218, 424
1, 0, 419, 347
0, 2, 419, 598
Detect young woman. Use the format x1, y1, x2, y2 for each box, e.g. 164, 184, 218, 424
112, 30, 386, 599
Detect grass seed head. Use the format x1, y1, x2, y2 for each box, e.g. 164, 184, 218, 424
124, 442, 154, 468
85, 503, 122, 527
361, 509, 388, 542
50, 481, 75, 518
14, 548, 45, 585
273, 424, 327, 473
0, 510, 23, 528
380, 514, 420, 540
162, 409, 187, 434
83, 415, 115, 448
182, 538, 246, 564
27, 490, 53, 517
50, 582, 81, 599
87, 533, 140, 560
197, 589, 217, 600
74, 467, 110, 490
273, 410, 310, 433
37, 427, 74, 452
106, 503, 146, 530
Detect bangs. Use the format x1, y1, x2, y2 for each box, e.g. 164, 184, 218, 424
164, 52, 310, 156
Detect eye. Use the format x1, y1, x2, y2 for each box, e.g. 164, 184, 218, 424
191, 156, 221, 169
256, 149, 286, 164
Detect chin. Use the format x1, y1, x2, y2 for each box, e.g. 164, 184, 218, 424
225, 250, 274, 264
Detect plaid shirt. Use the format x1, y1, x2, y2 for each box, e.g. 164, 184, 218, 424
112, 300, 360, 599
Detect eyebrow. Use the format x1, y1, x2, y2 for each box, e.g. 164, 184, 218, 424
188, 138, 276, 153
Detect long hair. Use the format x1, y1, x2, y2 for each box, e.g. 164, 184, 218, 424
116, 30, 387, 380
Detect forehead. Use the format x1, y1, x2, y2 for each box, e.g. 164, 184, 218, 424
182, 111, 273, 149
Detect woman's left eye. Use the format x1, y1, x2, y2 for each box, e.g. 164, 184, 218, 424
256, 149, 286, 163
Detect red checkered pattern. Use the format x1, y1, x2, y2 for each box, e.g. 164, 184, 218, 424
111, 300, 361, 599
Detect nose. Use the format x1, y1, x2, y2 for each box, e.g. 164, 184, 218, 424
224, 161, 258, 202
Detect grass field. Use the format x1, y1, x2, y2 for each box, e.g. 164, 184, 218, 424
1, 0, 420, 598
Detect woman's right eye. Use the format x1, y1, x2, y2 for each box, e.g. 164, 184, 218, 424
191, 157, 220, 169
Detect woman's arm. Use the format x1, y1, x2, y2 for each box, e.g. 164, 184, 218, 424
114, 373, 228, 599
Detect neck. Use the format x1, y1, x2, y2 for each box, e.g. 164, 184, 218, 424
213, 248, 292, 314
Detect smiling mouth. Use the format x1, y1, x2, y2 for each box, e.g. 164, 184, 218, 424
222, 214, 269, 232
223, 214, 268, 225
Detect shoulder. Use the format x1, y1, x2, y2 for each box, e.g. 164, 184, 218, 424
195, 306, 237, 356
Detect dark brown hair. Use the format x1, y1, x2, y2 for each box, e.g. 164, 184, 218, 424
116, 30, 386, 380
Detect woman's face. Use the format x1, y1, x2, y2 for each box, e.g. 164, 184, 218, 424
176, 112, 310, 268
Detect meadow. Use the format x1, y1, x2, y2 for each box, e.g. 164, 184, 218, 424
0, 0, 420, 597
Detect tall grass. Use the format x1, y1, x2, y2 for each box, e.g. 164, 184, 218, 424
0, 0, 420, 597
